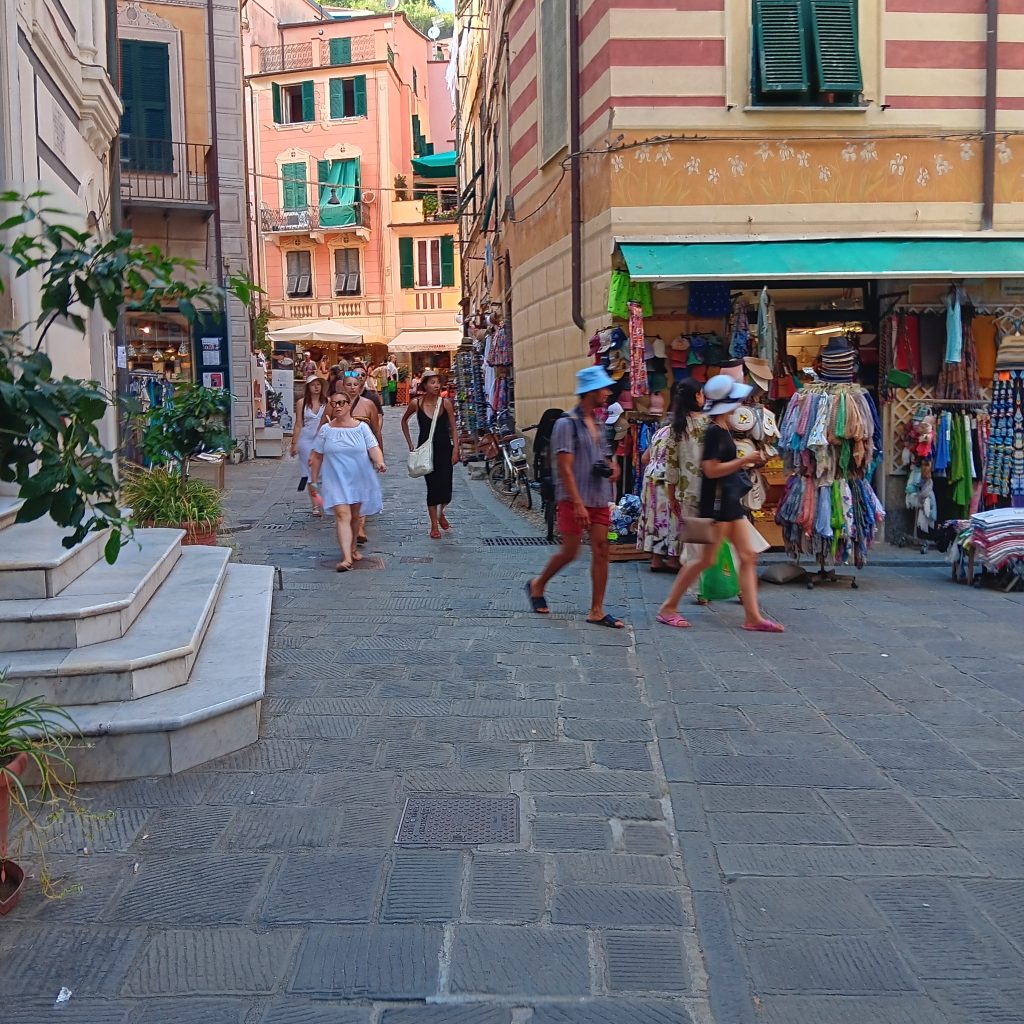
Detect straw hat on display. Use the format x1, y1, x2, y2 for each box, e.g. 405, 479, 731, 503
744, 356, 773, 390
818, 338, 857, 383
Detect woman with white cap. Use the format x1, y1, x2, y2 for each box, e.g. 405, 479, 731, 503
656, 374, 783, 633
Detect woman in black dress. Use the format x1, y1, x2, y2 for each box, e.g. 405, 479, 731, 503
401, 369, 460, 538
656, 373, 783, 633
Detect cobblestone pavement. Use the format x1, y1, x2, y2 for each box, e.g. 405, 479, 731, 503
4, 407, 1024, 1023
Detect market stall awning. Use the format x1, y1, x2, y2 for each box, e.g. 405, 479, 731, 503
618, 238, 1024, 282
388, 329, 462, 354
267, 319, 364, 343
411, 150, 458, 179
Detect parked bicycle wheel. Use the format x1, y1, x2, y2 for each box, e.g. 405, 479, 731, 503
510, 470, 533, 510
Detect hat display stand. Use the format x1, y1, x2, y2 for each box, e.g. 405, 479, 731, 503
773, 381, 885, 589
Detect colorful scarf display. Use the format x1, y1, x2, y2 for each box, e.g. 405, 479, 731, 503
628, 300, 649, 396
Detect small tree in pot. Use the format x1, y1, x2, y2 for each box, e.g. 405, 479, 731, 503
127, 382, 232, 545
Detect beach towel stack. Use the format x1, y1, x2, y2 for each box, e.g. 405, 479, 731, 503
970, 507, 1024, 572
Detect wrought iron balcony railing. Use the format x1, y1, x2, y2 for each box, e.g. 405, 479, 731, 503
119, 138, 213, 208
259, 204, 366, 233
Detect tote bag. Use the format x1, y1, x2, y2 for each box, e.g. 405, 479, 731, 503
407, 397, 442, 477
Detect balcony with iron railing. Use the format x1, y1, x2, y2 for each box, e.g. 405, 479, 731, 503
257, 34, 377, 74
259, 204, 367, 235
119, 138, 214, 215
391, 187, 460, 225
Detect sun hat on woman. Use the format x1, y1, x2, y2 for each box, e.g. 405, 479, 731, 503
703, 373, 753, 417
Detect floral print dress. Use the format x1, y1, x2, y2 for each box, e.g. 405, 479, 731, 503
637, 427, 678, 557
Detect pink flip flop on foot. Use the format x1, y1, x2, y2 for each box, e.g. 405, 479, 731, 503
743, 619, 785, 633
656, 612, 691, 629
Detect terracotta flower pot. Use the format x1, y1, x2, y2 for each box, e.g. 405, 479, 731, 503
0, 752, 29, 915
142, 519, 222, 546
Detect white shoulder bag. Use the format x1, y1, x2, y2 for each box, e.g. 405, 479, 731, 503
407, 398, 442, 477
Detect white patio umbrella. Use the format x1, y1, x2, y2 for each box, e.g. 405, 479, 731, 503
267, 319, 365, 344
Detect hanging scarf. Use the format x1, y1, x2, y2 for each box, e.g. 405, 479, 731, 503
628, 301, 649, 396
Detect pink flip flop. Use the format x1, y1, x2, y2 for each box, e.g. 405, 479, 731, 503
743, 619, 785, 633
656, 612, 691, 629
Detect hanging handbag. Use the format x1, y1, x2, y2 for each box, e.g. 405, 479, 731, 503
679, 516, 717, 544
407, 397, 442, 478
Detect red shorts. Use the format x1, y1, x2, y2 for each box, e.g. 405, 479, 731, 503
556, 500, 611, 538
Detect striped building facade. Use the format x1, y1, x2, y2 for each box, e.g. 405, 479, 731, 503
456, 0, 1024, 426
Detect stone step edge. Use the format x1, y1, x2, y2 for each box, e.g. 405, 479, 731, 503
0, 529, 184, 623
0, 523, 108, 574
58, 562, 273, 737
0, 497, 23, 530
1, 546, 231, 688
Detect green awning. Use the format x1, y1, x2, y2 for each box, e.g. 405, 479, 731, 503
618, 238, 1024, 282
411, 150, 457, 179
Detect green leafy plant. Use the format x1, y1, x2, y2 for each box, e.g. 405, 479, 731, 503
0, 679, 107, 900
121, 467, 222, 528
252, 305, 272, 359
136, 381, 232, 483
394, 174, 409, 202
421, 193, 439, 219
321, 1, 454, 39
397, 364, 410, 382
0, 190, 257, 562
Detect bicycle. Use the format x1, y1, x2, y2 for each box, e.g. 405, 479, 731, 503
488, 428, 533, 511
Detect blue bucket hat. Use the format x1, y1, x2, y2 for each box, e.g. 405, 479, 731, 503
575, 365, 616, 395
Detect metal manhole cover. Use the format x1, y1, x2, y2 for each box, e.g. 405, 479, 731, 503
396, 794, 519, 846
483, 537, 553, 547
400, 556, 434, 564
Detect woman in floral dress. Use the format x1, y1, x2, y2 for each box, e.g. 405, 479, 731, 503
637, 380, 707, 570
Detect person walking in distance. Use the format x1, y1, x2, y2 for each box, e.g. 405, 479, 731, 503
291, 376, 327, 516
401, 368, 460, 538
308, 392, 386, 571
386, 357, 399, 406
527, 366, 626, 629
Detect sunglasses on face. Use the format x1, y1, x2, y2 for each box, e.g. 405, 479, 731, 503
330, 398, 350, 406
344, 371, 362, 378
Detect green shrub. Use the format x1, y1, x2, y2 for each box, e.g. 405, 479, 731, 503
122, 468, 222, 527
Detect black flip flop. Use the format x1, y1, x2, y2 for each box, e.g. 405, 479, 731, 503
587, 613, 625, 629
526, 581, 549, 614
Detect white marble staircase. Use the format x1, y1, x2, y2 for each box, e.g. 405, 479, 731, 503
0, 512, 273, 782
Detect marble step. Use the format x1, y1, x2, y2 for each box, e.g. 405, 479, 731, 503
62, 563, 274, 782
0, 529, 183, 652
0, 518, 108, 599
2, 545, 230, 705
0, 497, 23, 530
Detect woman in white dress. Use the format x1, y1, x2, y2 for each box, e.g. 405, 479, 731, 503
291, 377, 326, 515
308, 392, 387, 571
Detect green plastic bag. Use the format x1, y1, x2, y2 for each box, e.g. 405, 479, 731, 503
699, 543, 739, 602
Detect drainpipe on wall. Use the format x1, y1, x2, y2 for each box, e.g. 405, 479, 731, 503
205, 0, 229, 377
568, 0, 583, 332
981, 0, 998, 231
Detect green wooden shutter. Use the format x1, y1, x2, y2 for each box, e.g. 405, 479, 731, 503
440, 235, 455, 288
399, 237, 415, 289
119, 39, 172, 171
272, 82, 282, 124
317, 159, 331, 191
810, 0, 862, 92
413, 67, 418, 94
301, 80, 315, 121
281, 162, 307, 210
412, 115, 422, 156
329, 79, 345, 118
329, 37, 352, 65
353, 75, 368, 117
754, 0, 810, 93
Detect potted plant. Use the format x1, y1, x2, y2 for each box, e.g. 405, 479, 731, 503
422, 194, 439, 221
130, 381, 231, 544
121, 467, 223, 546
396, 364, 411, 405
393, 174, 409, 202
0, 683, 81, 914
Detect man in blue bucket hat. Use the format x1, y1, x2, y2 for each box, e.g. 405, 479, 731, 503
526, 365, 626, 629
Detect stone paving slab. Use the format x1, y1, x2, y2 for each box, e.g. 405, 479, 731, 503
5, 410, 1024, 1021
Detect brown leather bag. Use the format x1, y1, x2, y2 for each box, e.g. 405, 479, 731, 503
679, 517, 717, 544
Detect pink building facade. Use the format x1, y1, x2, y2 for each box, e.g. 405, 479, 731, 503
244, 9, 461, 365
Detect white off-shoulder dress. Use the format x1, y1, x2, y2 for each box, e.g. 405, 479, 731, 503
311, 423, 383, 514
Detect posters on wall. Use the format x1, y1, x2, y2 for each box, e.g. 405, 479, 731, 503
271, 368, 296, 434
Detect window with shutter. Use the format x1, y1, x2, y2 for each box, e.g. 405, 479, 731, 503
277, 82, 316, 124
286, 251, 313, 297
751, 0, 861, 105
334, 248, 361, 295
416, 238, 442, 289
329, 77, 366, 119
119, 38, 173, 172
399, 237, 415, 289
281, 162, 307, 210
329, 37, 352, 66
810, 0, 862, 92
440, 235, 455, 288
